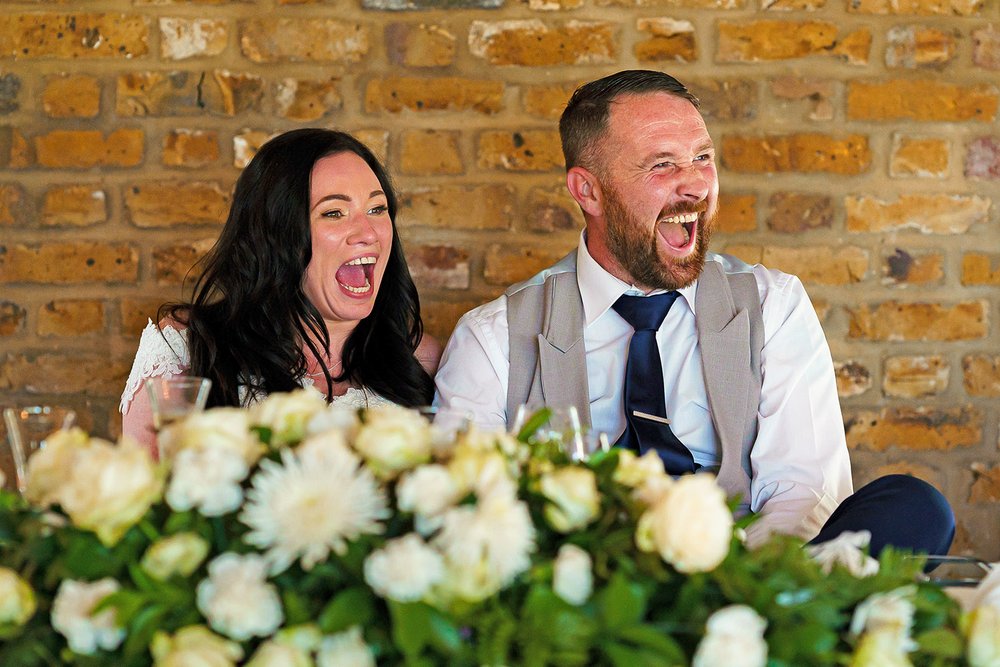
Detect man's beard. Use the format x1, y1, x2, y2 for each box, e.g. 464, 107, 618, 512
603, 184, 714, 291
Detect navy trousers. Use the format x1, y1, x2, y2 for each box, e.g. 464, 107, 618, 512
808, 474, 955, 560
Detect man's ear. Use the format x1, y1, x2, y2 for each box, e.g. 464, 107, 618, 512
566, 166, 602, 218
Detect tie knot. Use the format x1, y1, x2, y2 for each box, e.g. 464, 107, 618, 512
612, 292, 679, 331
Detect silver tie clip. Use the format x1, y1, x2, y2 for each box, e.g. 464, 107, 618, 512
633, 410, 670, 425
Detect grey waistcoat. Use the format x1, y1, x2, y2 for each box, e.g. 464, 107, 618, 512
505, 251, 764, 508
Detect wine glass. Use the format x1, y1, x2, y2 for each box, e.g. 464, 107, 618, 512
145, 376, 212, 432
3, 405, 77, 494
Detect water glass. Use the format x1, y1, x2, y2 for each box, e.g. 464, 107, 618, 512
145, 376, 212, 432
512, 405, 601, 461
3, 405, 76, 494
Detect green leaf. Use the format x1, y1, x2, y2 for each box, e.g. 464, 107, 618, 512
915, 627, 964, 658
122, 604, 169, 662
516, 408, 552, 442
318, 587, 376, 634
95, 589, 149, 626
283, 588, 314, 626
614, 624, 685, 661
389, 601, 433, 658
596, 571, 648, 630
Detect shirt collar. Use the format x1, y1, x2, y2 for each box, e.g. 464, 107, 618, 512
576, 231, 699, 328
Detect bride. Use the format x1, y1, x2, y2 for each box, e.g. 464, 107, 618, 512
120, 129, 441, 451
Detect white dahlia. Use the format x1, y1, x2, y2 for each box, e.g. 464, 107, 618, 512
240, 447, 389, 574
195, 553, 283, 641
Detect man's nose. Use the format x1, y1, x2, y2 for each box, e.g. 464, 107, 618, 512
676, 163, 711, 202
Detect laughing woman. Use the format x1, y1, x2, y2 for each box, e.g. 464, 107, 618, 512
120, 129, 441, 451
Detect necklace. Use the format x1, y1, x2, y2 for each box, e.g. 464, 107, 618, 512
306, 358, 342, 377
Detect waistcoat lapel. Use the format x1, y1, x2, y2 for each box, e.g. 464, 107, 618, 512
534, 271, 592, 427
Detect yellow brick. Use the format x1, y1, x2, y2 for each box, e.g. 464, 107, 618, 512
526, 186, 584, 232
723, 133, 870, 174
125, 182, 230, 227
883, 355, 949, 398
399, 130, 463, 175
847, 301, 987, 341
400, 185, 515, 231
0, 242, 138, 284
886, 26, 956, 68
484, 243, 574, 285
38, 300, 105, 337
847, 80, 998, 121
962, 355, 1000, 397
961, 253, 1000, 285
42, 75, 100, 118
162, 130, 220, 168
890, 136, 949, 177
725, 245, 868, 285
42, 186, 107, 227
883, 249, 943, 285
478, 130, 563, 172
717, 20, 851, 62
835, 360, 872, 398
159, 17, 228, 60
468, 20, 616, 66
34, 129, 144, 169
523, 82, 580, 119
120, 298, 164, 338
0, 353, 130, 397
717, 194, 757, 233
407, 245, 470, 290
385, 23, 456, 68
846, 194, 989, 234
153, 239, 217, 285
239, 18, 369, 63
970, 464, 1000, 503
0, 301, 26, 336
0, 13, 149, 59
275, 78, 342, 122
0, 184, 25, 226
767, 192, 832, 232
846, 407, 982, 451
365, 77, 504, 114
848, 0, 983, 15
635, 18, 697, 62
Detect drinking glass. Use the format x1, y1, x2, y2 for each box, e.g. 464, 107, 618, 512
510, 405, 608, 461
3, 405, 76, 494
418, 406, 474, 452
144, 376, 211, 432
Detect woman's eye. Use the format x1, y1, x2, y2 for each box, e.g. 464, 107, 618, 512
368, 205, 388, 215
322, 210, 344, 219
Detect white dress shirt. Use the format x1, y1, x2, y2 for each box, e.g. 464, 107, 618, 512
434, 234, 853, 544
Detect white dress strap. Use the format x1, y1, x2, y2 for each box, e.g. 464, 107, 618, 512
119, 320, 191, 414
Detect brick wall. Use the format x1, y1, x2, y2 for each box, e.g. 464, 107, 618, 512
1, 0, 998, 558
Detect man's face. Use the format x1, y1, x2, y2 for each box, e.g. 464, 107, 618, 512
585, 92, 719, 292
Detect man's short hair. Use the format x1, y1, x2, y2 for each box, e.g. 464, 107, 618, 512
559, 70, 700, 171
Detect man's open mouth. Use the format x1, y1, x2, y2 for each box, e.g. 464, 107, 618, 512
335, 256, 376, 295
657, 211, 698, 251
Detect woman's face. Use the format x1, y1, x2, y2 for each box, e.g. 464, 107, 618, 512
302, 151, 393, 329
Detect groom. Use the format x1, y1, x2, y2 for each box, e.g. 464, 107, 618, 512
434, 69, 954, 556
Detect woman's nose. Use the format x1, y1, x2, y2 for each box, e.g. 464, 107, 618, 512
346, 213, 378, 245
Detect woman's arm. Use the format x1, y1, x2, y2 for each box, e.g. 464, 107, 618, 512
415, 333, 443, 376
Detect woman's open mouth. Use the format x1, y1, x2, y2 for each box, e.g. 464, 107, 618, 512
657, 211, 698, 253
335, 256, 377, 296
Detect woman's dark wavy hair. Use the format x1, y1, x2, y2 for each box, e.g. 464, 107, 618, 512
159, 128, 434, 408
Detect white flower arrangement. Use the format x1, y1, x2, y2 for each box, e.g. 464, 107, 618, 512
0, 391, 993, 665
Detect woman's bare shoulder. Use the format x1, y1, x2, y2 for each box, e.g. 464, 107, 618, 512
415, 333, 443, 375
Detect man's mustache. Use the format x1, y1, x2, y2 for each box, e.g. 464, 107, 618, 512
657, 201, 708, 219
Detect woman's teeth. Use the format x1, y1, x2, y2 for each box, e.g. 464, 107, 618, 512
345, 257, 376, 267
341, 279, 371, 294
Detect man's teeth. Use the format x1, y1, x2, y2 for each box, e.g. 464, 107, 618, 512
660, 212, 699, 225
340, 277, 372, 294
346, 257, 376, 266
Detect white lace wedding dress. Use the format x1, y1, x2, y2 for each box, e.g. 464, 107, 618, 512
119, 320, 395, 415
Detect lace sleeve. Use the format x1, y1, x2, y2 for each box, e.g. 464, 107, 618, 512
119, 320, 191, 414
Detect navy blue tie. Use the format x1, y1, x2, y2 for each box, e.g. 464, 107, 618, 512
612, 292, 696, 475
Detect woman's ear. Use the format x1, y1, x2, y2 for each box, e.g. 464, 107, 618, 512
566, 166, 603, 218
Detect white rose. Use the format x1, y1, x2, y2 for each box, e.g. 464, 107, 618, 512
166, 446, 248, 517
306, 403, 361, 440
245, 640, 312, 667
397, 465, 459, 520
806, 530, 880, 577
162, 407, 264, 465
0, 567, 36, 626
449, 446, 515, 501
51, 578, 125, 655
196, 553, 284, 641
849, 586, 917, 658
539, 467, 600, 533
353, 405, 432, 479
692, 605, 768, 667
636, 473, 733, 573
364, 533, 445, 602
151, 625, 244, 667
317, 626, 375, 667
141, 532, 210, 580
970, 564, 1000, 611
296, 429, 353, 468
613, 449, 666, 488
553, 544, 593, 606
966, 604, 1000, 667
23, 427, 91, 507
850, 627, 914, 667
59, 440, 164, 546
253, 388, 329, 446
